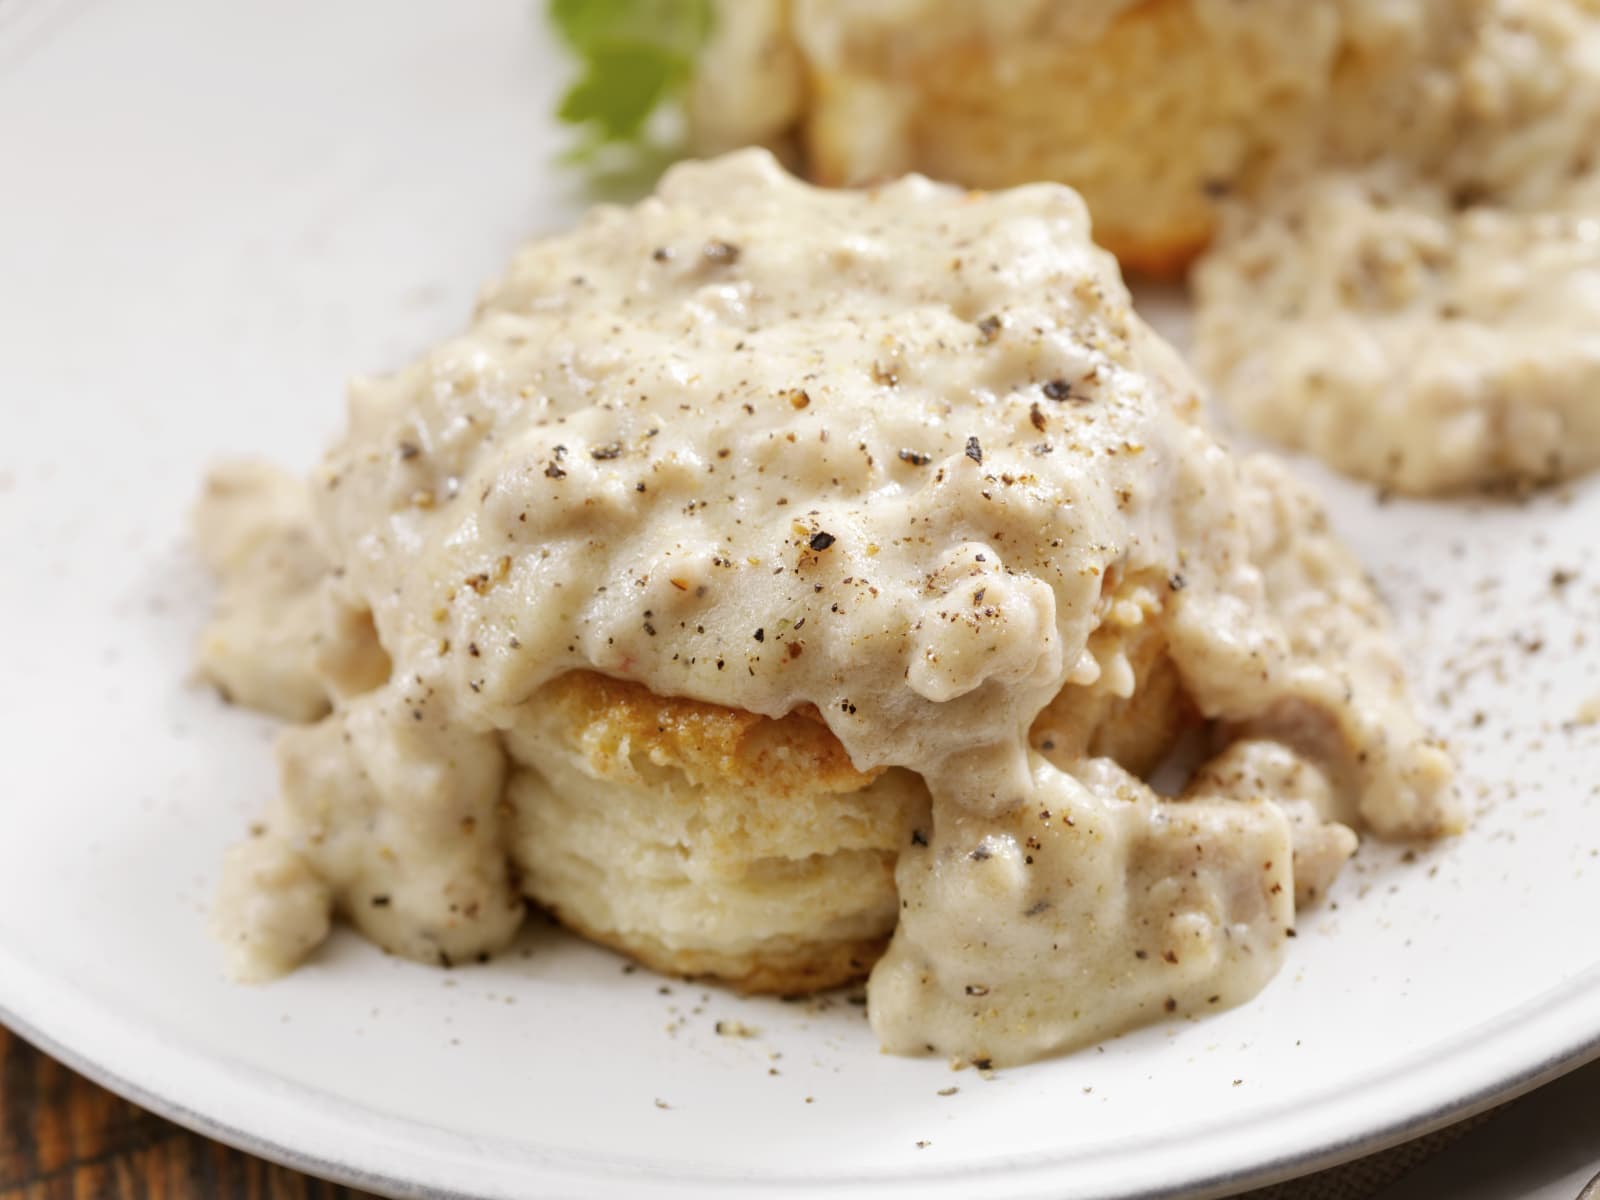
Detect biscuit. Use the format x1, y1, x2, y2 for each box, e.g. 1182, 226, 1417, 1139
694, 0, 1340, 277
501, 575, 1188, 992
503, 671, 928, 992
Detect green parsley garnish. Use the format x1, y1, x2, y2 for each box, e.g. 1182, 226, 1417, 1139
549, 0, 714, 157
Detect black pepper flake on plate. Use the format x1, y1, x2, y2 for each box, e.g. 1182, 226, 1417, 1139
1029, 404, 1047, 432
1041, 379, 1074, 402
976, 314, 1002, 343
702, 239, 740, 265
1168, 572, 1187, 591
809, 531, 836, 551
590, 443, 623, 461
965, 436, 983, 464
544, 461, 566, 479
397, 441, 421, 460
898, 448, 932, 466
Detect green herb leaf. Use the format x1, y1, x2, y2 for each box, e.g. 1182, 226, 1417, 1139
551, 0, 710, 58
548, 0, 713, 157
557, 45, 680, 145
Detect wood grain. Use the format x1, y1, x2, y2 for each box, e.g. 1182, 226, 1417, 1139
0, 1025, 381, 1200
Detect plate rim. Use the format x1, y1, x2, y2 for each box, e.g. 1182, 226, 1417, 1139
4, 929, 1598, 1200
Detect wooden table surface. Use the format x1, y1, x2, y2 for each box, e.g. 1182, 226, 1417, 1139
0, 1026, 376, 1200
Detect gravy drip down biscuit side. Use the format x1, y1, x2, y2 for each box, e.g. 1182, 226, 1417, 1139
200, 151, 1458, 1066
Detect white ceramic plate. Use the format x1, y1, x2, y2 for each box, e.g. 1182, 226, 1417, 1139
3, 3, 1599, 1197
